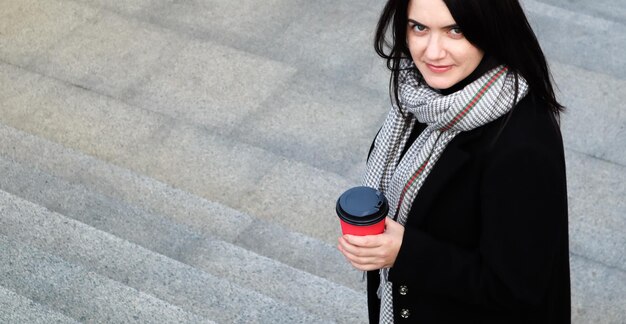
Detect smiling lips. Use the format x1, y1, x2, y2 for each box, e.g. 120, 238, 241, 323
425, 63, 453, 73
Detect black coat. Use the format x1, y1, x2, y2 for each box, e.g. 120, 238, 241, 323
366, 94, 571, 323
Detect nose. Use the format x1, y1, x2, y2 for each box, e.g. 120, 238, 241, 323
424, 34, 446, 61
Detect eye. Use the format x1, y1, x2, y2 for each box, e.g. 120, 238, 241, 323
448, 26, 464, 39
449, 27, 463, 35
410, 23, 427, 33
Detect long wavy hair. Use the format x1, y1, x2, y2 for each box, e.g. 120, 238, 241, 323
374, 0, 564, 115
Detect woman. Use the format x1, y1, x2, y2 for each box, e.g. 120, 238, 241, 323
337, 0, 570, 322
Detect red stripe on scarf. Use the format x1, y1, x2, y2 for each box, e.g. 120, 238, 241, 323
441, 66, 509, 131
394, 66, 509, 218
395, 159, 429, 217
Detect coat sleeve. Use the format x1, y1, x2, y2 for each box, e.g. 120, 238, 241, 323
387, 139, 567, 311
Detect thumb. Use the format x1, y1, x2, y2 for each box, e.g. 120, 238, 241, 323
385, 216, 401, 231
385, 216, 391, 226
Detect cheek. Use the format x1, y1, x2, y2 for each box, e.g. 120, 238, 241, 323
407, 37, 425, 58
446, 51, 477, 72
459, 45, 484, 68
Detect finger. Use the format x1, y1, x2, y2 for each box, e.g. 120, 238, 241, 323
339, 237, 369, 257
342, 238, 389, 260
345, 253, 383, 268
338, 238, 383, 270
384, 217, 400, 230
343, 234, 383, 248
349, 259, 384, 272
341, 244, 381, 261
338, 237, 369, 258
340, 243, 390, 270
337, 236, 355, 252
383, 218, 405, 243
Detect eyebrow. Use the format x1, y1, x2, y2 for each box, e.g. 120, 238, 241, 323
408, 18, 459, 29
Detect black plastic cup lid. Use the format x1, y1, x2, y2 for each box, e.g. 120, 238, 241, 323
336, 186, 388, 226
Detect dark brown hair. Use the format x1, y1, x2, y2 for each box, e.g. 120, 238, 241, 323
374, 0, 564, 115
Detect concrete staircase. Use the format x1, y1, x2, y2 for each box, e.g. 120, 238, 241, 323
0, 123, 366, 323
0, 0, 370, 319
0, 0, 624, 323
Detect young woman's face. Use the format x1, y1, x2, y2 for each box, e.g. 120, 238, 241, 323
406, 0, 484, 90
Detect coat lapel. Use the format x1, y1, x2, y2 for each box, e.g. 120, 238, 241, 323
406, 127, 485, 227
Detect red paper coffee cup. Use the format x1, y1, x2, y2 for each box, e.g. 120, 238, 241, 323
336, 186, 388, 236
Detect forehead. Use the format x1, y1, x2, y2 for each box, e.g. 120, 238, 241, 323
407, 0, 456, 25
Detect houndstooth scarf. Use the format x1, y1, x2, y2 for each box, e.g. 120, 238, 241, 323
363, 59, 528, 323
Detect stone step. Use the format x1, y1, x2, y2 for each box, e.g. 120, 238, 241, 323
521, 0, 626, 81
0, 236, 210, 323
551, 62, 626, 166
0, 285, 80, 324
529, 0, 626, 24
570, 254, 626, 323
564, 150, 626, 271
0, 188, 329, 323
0, 102, 363, 292
0, 153, 367, 323
0, 61, 354, 245
3, 0, 384, 180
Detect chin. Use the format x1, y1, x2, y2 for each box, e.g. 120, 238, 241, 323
417, 68, 458, 90
423, 77, 456, 90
